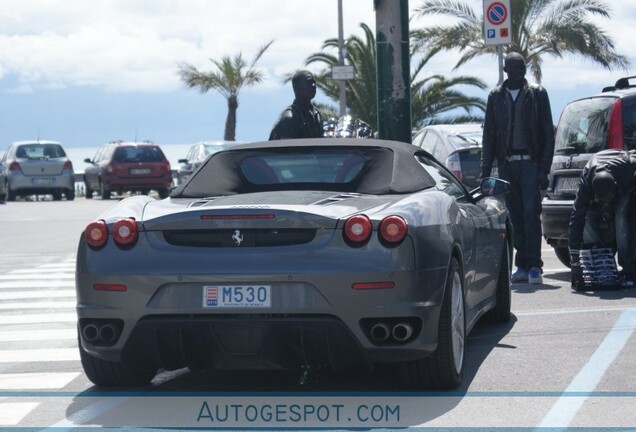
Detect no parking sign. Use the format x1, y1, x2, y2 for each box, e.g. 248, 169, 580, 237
483, 0, 511, 45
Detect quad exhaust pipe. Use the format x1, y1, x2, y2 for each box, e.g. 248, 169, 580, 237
369, 321, 415, 343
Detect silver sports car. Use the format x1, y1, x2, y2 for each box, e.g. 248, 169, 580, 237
76, 139, 512, 389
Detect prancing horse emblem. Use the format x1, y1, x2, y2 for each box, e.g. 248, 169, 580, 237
232, 230, 244, 246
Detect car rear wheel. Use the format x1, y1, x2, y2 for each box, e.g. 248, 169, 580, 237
100, 181, 110, 200
158, 188, 170, 199
6, 184, 15, 202
52, 191, 62, 201
399, 257, 465, 389
66, 188, 75, 201
84, 182, 93, 199
78, 334, 155, 387
554, 246, 571, 268
491, 241, 511, 323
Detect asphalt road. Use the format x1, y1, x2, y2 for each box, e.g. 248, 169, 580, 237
1, 197, 635, 430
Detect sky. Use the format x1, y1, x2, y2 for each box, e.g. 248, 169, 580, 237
1, 0, 635, 152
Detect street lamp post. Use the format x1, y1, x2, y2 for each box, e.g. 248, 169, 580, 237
338, 0, 346, 117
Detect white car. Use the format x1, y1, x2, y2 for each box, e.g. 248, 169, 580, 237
0, 140, 75, 201
177, 141, 243, 184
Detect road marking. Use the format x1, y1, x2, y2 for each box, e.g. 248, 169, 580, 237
0, 281, 74, 289
0, 273, 74, 280
515, 305, 636, 316
537, 307, 636, 428
0, 328, 76, 342
0, 290, 75, 300
0, 348, 80, 363
0, 301, 76, 310
44, 398, 128, 430
0, 372, 80, 390
0, 313, 76, 325
10, 267, 75, 274
0, 402, 40, 426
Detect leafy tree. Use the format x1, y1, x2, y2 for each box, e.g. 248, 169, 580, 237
178, 41, 273, 141
412, 0, 629, 83
302, 23, 486, 130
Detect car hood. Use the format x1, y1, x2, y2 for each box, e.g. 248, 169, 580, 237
139, 190, 409, 231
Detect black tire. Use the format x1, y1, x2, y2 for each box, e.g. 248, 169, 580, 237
78, 334, 155, 387
66, 188, 75, 201
158, 188, 170, 199
84, 182, 93, 199
52, 191, 62, 201
399, 257, 465, 389
100, 181, 110, 200
491, 241, 511, 323
554, 246, 571, 269
7, 184, 15, 202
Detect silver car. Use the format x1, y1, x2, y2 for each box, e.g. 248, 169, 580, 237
176, 141, 242, 184
76, 139, 511, 389
0, 140, 75, 201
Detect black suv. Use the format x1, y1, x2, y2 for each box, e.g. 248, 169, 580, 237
541, 76, 636, 267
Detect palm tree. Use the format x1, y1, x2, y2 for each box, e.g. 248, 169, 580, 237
412, 0, 629, 83
178, 41, 273, 141
302, 23, 487, 130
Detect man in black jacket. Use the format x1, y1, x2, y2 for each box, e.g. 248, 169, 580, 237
269, 70, 324, 140
480, 52, 555, 284
569, 149, 636, 287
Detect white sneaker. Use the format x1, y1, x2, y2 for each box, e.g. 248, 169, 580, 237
528, 267, 543, 285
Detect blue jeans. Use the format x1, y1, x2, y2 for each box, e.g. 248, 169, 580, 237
500, 160, 543, 270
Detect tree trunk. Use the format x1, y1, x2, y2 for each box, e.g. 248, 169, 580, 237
224, 95, 238, 141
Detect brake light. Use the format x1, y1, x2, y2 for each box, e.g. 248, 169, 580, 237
9, 161, 21, 172
112, 218, 138, 246
608, 99, 623, 149
445, 154, 462, 181
162, 161, 171, 173
93, 284, 127, 292
63, 160, 73, 171
352, 281, 395, 290
85, 220, 108, 248
344, 214, 372, 243
379, 215, 408, 243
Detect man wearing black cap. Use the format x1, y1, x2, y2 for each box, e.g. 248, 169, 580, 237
569, 149, 636, 287
269, 70, 324, 140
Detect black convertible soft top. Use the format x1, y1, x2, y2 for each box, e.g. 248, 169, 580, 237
171, 138, 436, 197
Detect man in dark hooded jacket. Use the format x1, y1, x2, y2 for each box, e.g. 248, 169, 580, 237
269, 70, 324, 140
569, 149, 636, 287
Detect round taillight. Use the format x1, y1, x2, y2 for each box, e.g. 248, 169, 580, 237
85, 220, 108, 248
112, 218, 138, 246
379, 215, 408, 243
344, 214, 372, 243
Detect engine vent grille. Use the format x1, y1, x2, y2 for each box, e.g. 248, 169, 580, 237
163, 229, 316, 247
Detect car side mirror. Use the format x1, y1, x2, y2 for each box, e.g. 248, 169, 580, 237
83, 158, 92, 164
480, 177, 510, 197
178, 159, 188, 164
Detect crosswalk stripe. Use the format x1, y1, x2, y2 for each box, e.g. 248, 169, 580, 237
0, 372, 80, 390
0, 273, 74, 281
0, 313, 76, 325
0, 348, 80, 363
0, 328, 76, 342
0, 301, 76, 310
0, 402, 41, 426
10, 267, 75, 274
0, 290, 75, 300
0, 281, 74, 289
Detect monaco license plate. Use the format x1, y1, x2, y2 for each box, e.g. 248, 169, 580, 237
130, 168, 151, 175
555, 176, 580, 193
203, 285, 271, 308
32, 177, 55, 185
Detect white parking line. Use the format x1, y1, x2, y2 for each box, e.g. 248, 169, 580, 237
0, 328, 76, 342
537, 307, 636, 428
0, 348, 80, 363
0, 290, 75, 300
0, 372, 80, 390
0, 313, 76, 325
0, 402, 41, 426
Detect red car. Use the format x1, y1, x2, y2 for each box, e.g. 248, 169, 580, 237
83, 141, 172, 199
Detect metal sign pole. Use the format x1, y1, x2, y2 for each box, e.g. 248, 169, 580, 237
338, 0, 346, 117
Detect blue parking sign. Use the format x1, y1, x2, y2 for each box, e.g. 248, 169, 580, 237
487, 29, 495, 38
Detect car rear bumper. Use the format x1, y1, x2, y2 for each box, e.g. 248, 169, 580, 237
541, 198, 573, 247
103, 174, 172, 189
8, 172, 74, 192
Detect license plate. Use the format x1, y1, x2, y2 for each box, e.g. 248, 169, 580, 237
555, 176, 580, 193
203, 285, 271, 308
32, 177, 55, 185
130, 168, 151, 175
